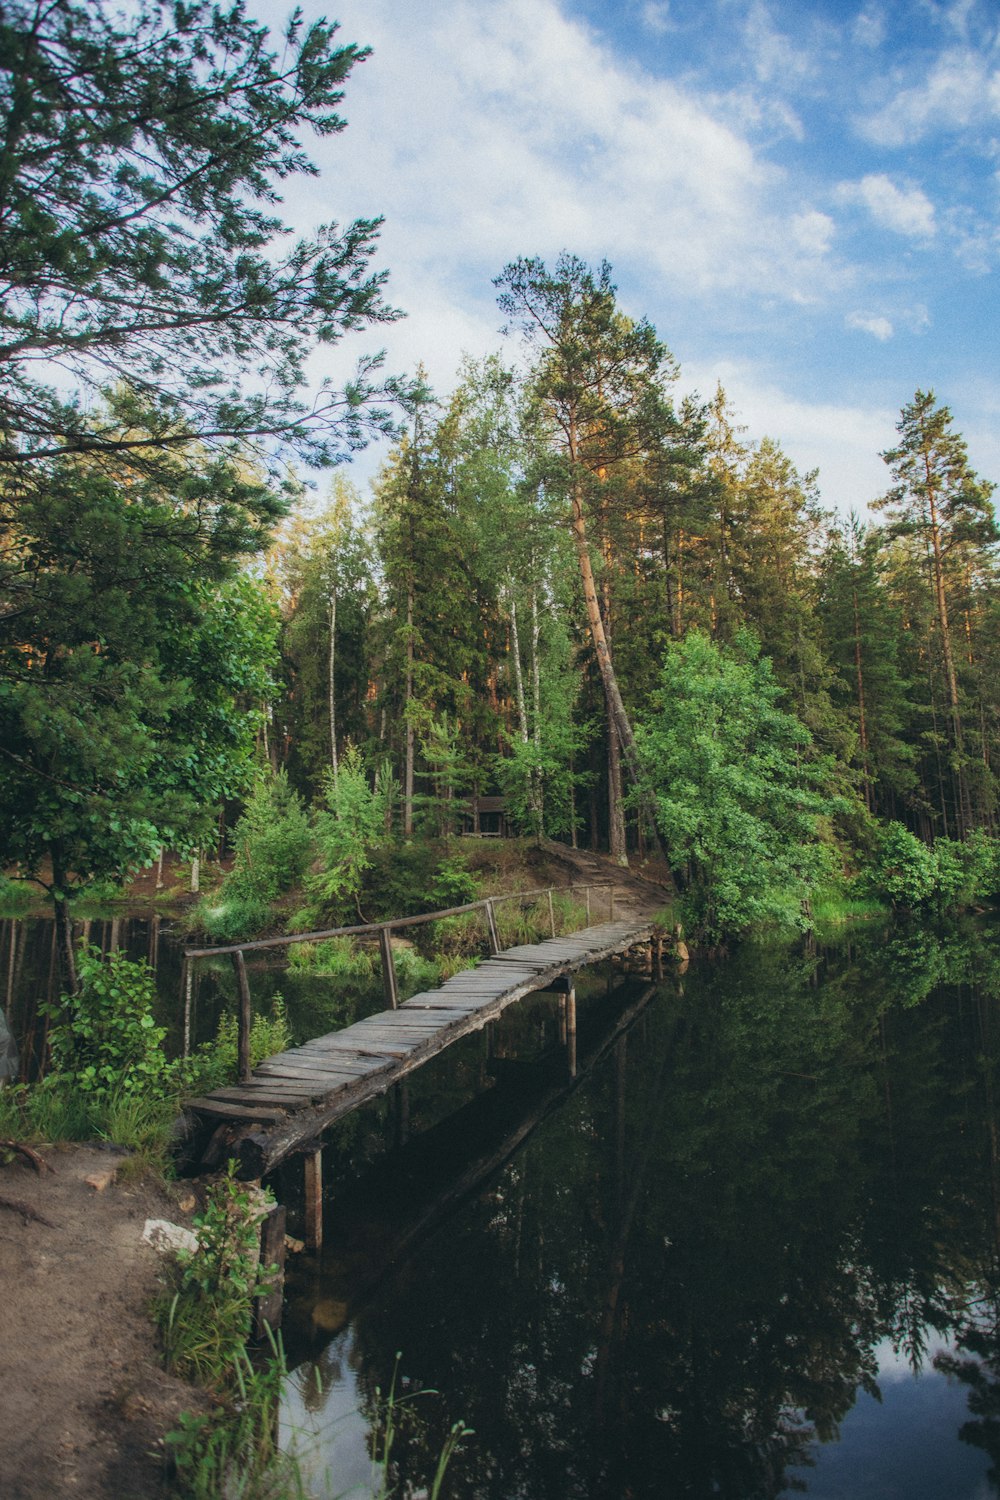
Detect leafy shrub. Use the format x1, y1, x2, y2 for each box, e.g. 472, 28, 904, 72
44, 947, 167, 1099
0, 874, 35, 915
194, 894, 273, 943
224, 771, 314, 907
159, 1163, 277, 1386
307, 747, 391, 920
171, 999, 291, 1098
636, 630, 832, 941
362, 841, 442, 920
862, 824, 998, 912
430, 853, 479, 907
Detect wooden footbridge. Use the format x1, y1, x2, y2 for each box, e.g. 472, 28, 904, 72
182, 884, 661, 1188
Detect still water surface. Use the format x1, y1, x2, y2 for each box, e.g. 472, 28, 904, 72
5, 912, 1000, 1496
272, 922, 1000, 1499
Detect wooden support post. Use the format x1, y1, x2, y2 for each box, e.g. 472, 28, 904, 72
484, 899, 501, 956
558, 993, 567, 1045
609, 886, 616, 922
585, 886, 591, 925
547, 889, 556, 937
232, 950, 252, 1083
653, 934, 663, 980
253, 1201, 287, 1339
379, 927, 399, 1010
566, 985, 577, 1078
303, 1146, 323, 1252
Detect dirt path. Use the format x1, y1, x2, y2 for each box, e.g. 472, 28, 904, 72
0, 1143, 199, 1500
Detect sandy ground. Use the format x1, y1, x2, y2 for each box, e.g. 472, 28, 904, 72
0, 1143, 201, 1500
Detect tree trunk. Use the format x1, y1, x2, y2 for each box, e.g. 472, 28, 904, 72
851, 586, 873, 813
328, 580, 339, 782
925, 469, 971, 833
403, 581, 415, 838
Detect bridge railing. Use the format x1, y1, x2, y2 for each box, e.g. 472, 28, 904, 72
183, 883, 621, 1084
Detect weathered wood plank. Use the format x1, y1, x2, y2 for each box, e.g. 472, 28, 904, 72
186, 1098, 289, 1121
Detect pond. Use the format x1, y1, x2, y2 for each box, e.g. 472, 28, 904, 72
5, 910, 1000, 1497
271, 920, 1000, 1499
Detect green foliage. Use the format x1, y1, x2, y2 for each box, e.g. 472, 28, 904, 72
194, 896, 273, 945
44, 948, 166, 1100
1, 456, 281, 908
637, 630, 833, 941
306, 748, 392, 919
160, 1165, 276, 1383
287, 938, 376, 980
361, 842, 443, 921
165, 1343, 304, 1500
170, 1000, 291, 1101
429, 853, 479, 907
862, 823, 999, 912
223, 772, 315, 908
0, 875, 35, 915
0, 0, 397, 467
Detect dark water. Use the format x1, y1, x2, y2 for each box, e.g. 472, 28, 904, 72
271, 921, 1000, 1500
0, 909, 403, 1073
7, 910, 1000, 1497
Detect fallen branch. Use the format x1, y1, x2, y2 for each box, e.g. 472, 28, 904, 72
0, 1141, 54, 1174
0, 1194, 56, 1227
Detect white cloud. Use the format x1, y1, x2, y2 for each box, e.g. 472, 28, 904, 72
290, 0, 843, 316
742, 1, 815, 86
847, 311, 894, 340
851, 8, 886, 49
640, 2, 671, 36
793, 210, 835, 255
837, 173, 936, 237
860, 48, 1000, 146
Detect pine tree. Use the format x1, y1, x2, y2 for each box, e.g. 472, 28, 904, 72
875, 392, 999, 833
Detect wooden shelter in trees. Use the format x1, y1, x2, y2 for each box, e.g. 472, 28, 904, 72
460, 793, 510, 837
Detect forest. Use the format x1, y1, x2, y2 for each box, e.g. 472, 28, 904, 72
2, 0, 999, 965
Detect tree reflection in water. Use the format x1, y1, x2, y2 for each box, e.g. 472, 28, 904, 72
282, 919, 1000, 1499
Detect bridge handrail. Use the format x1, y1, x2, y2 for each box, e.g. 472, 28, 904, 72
181, 883, 622, 1082
182, 882, 617, 960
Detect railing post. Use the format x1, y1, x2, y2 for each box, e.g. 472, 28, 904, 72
585, 885, 591, 925
231, 949, 252, 1083
610, 885, 616, 922
547, 888, 556, 937
484, 899, 501, 956
379, 926, 399, 1009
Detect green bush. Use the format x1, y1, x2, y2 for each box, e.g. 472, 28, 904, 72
44, 947, 167, 1100
223, 771, 314, 908
862, 823, 998, 912
159, 1163, 278, 1385
170, 999, 291, 1099
430, 853, 479, 908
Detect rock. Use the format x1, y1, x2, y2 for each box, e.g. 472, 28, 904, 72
85, 1169, 116, 1192
141, 1219, 199, 1256
175, 1193, 196, 1214
284, 1234, 305, 1254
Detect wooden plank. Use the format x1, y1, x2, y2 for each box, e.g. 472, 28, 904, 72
186, 1098, 289, 1122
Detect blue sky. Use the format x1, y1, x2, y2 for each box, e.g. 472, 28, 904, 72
255, 0, 1000, 515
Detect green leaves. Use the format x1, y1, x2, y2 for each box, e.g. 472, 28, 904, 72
637, 631, 833, 940
43, 947, 167, 1100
